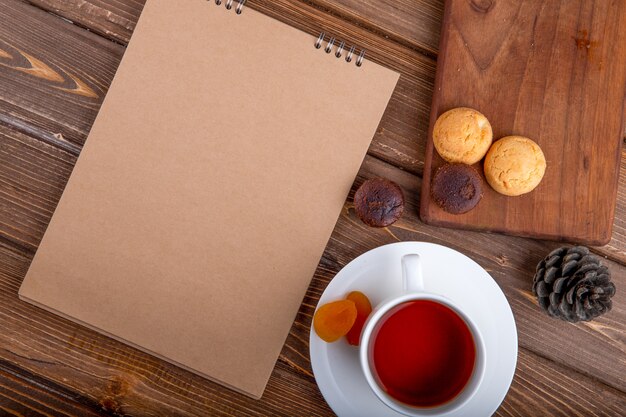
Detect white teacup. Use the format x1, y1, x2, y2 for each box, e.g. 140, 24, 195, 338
359, 254, 486, 416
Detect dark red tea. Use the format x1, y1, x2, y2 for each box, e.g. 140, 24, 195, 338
370, 300, 476, 408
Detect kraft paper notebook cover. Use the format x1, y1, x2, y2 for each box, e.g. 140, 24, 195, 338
19, 0, 399, 399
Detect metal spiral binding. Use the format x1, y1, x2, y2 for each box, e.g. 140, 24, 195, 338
213, 0, 246, 14
315, 33, 325, 49
207, 6, 363, 65
345, 45, 355, 63
335, 41, 345, 58
236, 0, 246, 14
314, 32, 365, 67
325, 37, 335, 54
356, 50, 366, 67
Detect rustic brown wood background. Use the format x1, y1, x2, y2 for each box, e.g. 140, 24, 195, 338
0, 0, 624, 415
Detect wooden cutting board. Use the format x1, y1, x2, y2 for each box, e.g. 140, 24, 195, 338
420, 0, 626, 245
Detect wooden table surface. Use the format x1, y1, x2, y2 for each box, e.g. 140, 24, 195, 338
0, 0, 624, 415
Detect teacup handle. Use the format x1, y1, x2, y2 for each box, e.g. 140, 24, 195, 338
402, 254, 424, 293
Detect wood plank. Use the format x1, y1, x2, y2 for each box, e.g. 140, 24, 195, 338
26, 0, 143, 44
601, 162, 626, 264
0, 0, 121, 147
0, 122, 75, 252
421, 0, 626, 245
0, 362, 104, 417
498, 348, 626, 417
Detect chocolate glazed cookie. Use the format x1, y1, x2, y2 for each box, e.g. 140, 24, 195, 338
354, 179, 405, 227
431, 164, 483, 214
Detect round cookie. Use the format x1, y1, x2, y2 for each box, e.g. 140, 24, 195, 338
431, 164, 483, 214
484, 136, 546, 196
433, 107, 493, 164
354, 178, 405, 227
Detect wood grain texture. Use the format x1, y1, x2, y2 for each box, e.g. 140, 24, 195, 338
421, 0, 626, 245
0, 0, 624, 415
0, 0, 120, 147
0, 122, 75, 252
0, 361, 104, 417
501, 349, 625, 417
26, 0, 143, 44
308, 0, 443, 56
605, 163, 626, 262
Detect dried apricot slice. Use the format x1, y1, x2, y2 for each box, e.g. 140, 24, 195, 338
314, 300, 357, 343
345, 291, 372, 346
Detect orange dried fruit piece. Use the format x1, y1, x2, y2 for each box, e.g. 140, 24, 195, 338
314, 300, 358, 343
346, 291, 372, 346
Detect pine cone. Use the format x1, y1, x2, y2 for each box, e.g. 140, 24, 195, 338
533, 246, 616, 322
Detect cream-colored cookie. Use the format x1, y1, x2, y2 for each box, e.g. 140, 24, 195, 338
433, 107, 493, 164
484, 136, 546, 196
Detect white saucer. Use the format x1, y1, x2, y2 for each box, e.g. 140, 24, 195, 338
309, 242, 517, 417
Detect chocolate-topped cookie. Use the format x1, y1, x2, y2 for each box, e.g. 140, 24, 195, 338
354, 178, 405, 227
431, 164, 483, 214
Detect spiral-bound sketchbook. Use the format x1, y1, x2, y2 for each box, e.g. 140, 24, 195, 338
19, 0, 398, 399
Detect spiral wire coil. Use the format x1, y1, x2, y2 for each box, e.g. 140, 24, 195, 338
315, 32, 365, 67
213, 0, 246, 14
210, 3, 366, 67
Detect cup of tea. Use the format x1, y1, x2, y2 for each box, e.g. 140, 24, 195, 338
359, 254, 486, 416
